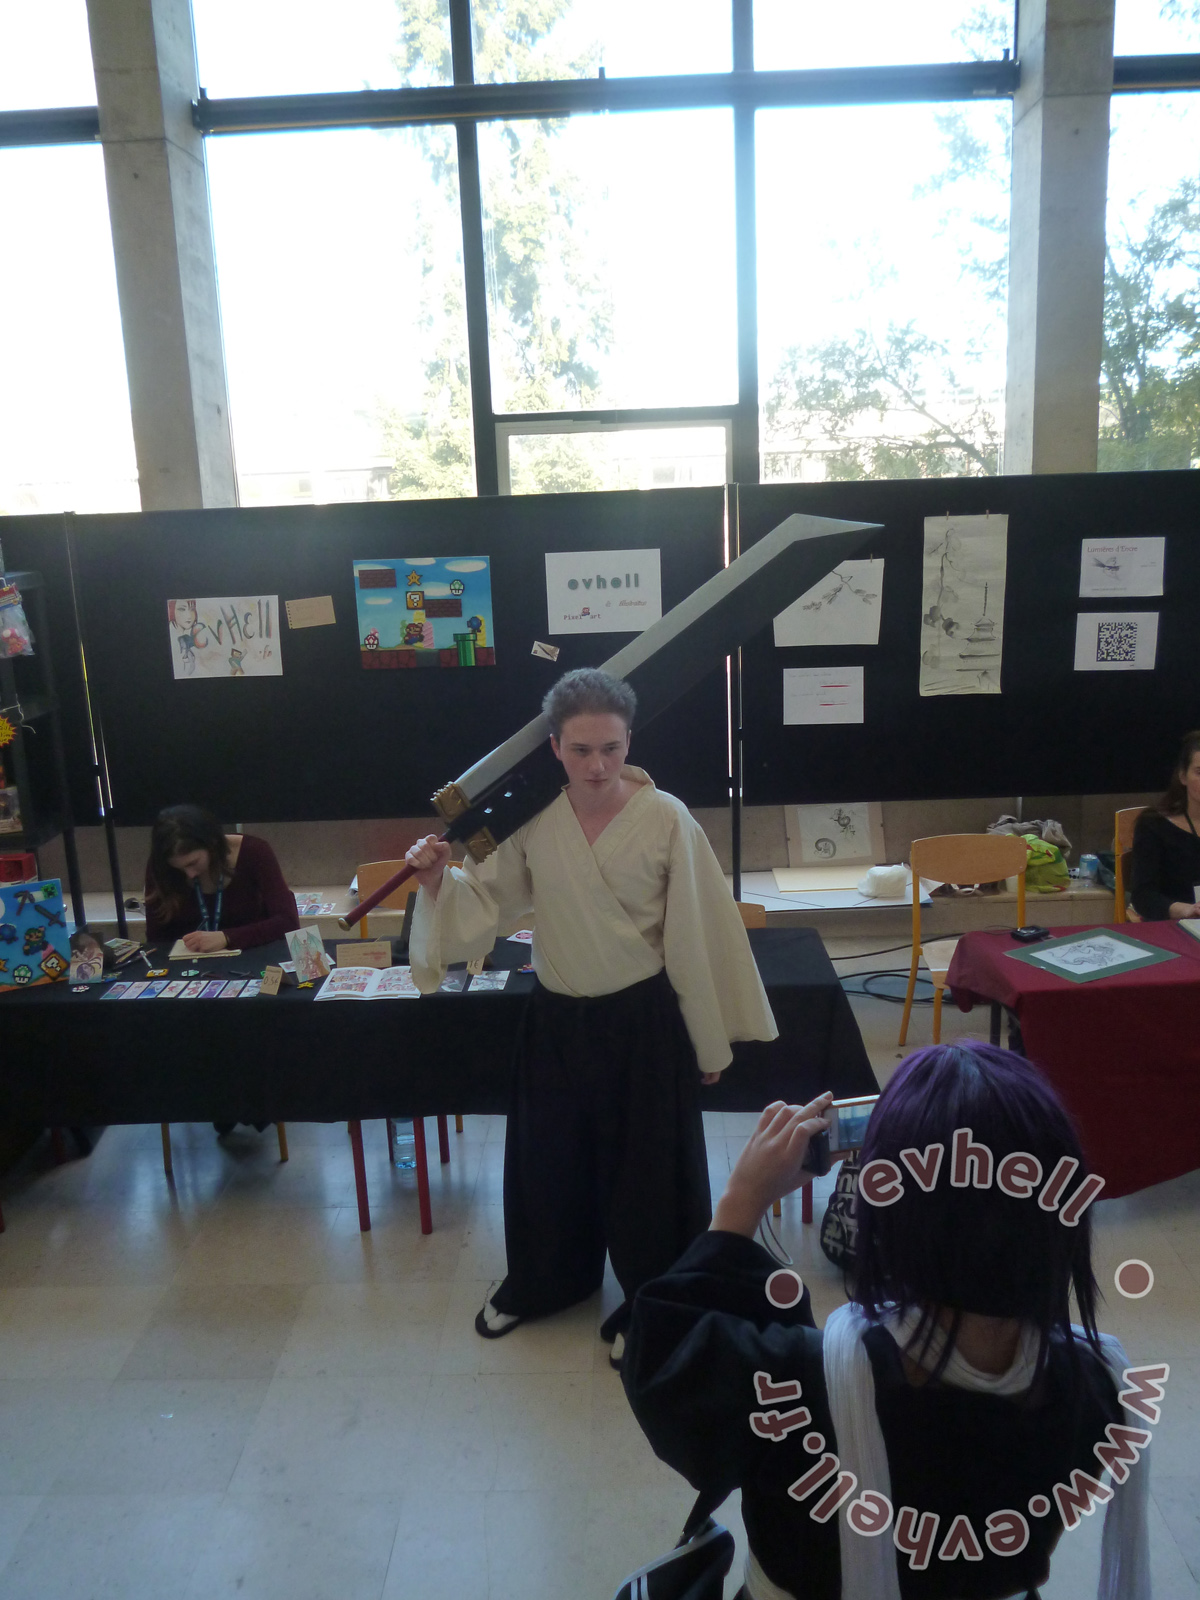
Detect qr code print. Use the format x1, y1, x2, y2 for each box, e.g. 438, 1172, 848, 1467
1096, 621, 1138, 664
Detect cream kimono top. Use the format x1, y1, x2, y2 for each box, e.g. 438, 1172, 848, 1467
410, 767, 778, 1077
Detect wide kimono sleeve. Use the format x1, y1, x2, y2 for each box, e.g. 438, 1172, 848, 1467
622, 1229, 841, 1599
662, 807, 778, 1076
409, 834, 534, 994
623, 1230, 822, 1492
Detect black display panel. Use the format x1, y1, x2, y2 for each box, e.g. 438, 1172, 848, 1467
67, 490, 729, 824
737, 473, 1200, 803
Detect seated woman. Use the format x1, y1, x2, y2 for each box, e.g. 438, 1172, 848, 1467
145, 806, 301, 1136
144, 804, 299, 953
624, 1042, 1147, 1600
1130, 729, 1200, 920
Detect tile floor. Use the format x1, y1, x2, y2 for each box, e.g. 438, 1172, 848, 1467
0, 940, 1197, 1599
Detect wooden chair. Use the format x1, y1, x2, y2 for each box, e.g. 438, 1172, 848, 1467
899, 834, 1028, 1047
736, 901, 767, 928
350, 859, 463, 1235
1113, 806, 1146, 924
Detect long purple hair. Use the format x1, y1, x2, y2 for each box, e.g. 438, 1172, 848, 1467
851, 1042, 1103, 1388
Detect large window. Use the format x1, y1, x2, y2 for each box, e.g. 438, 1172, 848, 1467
477, 110, 738, 422
753, 0, 1014, 71
0, 1, 95, 110
192, 0, 452, 95
470, 0, 731, 82
756, 99, 1010, 482
0, 147, 138, 514
206, 126, 473, 503
1114, 0, 1200, 53
499, 422, 729, 494
1101, 94, 1200, 471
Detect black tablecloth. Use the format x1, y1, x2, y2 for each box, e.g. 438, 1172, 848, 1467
0, 929, 875, 1125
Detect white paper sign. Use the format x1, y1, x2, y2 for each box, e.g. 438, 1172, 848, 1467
1079, 538, 1164, 598
1073, 612, 1159, 672
544, 549, 661, 635
783, 666, 865, 726
773, 561, 883, 648
169, 597, 281, 679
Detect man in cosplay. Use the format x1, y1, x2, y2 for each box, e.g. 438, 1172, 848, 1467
404, 666, 778, 1367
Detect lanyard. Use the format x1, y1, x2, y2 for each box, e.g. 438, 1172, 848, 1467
1187, 812, 1199, 841
193, 876, 223, 931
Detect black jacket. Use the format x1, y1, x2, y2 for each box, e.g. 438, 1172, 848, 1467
623, 1229, 1122, 1600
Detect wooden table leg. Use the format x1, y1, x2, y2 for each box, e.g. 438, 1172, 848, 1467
348, 1120, 371, 1232
275, 1123, 289, 1162
160, 1123, 173, 1177
413, 1117, 433, 1235
437, 1114, 450, 1165
802, 1184, 813, 1225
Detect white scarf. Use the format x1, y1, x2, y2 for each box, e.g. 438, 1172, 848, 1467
744, 1304, 1150, 1600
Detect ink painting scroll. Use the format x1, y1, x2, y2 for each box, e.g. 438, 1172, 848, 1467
919, 515, 1008, 697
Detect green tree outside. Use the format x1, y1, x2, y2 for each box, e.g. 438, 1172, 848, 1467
378, 0, 613, 496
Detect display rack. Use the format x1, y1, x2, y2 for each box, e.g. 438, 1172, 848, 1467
0, 571, 85, 925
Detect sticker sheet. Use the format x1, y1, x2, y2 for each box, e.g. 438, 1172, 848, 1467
0, 877, 69, 990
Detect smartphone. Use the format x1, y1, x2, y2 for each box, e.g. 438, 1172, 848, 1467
800, 1093, 880, 1178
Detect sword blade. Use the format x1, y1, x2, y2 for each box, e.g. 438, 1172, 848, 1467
451, 513, 878, 805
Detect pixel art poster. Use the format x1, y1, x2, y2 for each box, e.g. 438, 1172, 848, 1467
0, 877, 70, 991
354, 558, 496, 669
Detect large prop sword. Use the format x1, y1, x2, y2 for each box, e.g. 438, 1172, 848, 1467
338, 511, 880, 930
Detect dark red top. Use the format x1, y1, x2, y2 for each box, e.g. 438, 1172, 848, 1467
144, 834, 300, 951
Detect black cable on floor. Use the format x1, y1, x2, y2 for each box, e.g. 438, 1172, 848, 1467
839, 970, 934, 1005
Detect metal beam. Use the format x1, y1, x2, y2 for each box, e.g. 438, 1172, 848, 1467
1113, 52, 1200, 90
10, 57, 1200, 152
449, 0, 498, 497
190, 60, 1020, 137
0, 107, 100, 146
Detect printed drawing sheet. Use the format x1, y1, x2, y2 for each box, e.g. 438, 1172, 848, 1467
168, 597, 281, 680
772, 560, 884, 647
1079, 537, 1164, 598
782, 666, 864, 726
919, 515, 1008, 696
1073, 612, 1159, 672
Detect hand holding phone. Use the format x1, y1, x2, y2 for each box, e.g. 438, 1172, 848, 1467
729, 1094, 833, 1208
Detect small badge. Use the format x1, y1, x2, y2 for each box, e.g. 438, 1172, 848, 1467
147, 968, 169, 978
72, 984, 91, 994
180, 968, 201, 978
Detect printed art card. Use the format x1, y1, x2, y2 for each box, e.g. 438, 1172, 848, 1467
354, 558, 495, 668
168, 597, 281, 680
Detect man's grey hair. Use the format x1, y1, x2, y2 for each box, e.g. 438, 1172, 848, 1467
542, 668, 637, 738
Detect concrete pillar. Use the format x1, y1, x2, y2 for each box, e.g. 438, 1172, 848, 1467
1004, 0, 1114, 474
86, 0, 236, 509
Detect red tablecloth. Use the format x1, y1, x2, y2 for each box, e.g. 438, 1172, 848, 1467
948, 922, 1200, 1198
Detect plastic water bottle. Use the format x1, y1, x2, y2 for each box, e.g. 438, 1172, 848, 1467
391, 1118, 416, 1169
1078, 854, 1100, 884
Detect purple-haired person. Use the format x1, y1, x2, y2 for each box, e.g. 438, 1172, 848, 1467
623, 1042, 1150, 1600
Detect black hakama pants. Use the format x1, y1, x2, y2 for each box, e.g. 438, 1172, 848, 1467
488, 969, 713, 1333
